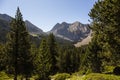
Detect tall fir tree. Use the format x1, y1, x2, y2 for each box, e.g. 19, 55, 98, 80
0, 43, 7, 71
89, 0, 120, 67
57, 46, 80, 73
7, 7, 33, 80
87, 38, 102, 73
35, 38, 51, 80
47, 33, 58, 74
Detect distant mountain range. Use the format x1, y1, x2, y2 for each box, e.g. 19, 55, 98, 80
0, 13, 92, 47
49, 21, 91, 42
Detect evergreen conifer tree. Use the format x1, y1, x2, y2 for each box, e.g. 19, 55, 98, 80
7, 7, 33, 80
47, 34, 58, 74
89, 0, 120, 68
36, 38, 51, 80
0, 43, 7, 71
87, 38, 102, 73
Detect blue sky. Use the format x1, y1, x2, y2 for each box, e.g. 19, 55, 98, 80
0, 0, 97, 32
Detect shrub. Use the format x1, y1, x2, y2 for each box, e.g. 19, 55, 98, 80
83, 73, 120, 80
103, 66, 114, 74
51, 73, 70, 80
113, 66, 120, 75
0, 71, 13, 80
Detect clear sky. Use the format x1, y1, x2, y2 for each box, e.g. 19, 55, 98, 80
0, 0, 97, 32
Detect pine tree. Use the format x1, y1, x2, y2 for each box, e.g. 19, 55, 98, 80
87, 38, 102, 73
47, 33, 58, 74
7, 7, 33, 80
30, 44, 38, 69
35, 38, 51, 80
89, 0, 120, 67
57, 46, 80, 73
0, 43, 7, 71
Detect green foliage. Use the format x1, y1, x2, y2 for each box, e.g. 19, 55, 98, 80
6, 7, 33, 80
0, 19, 9, 43
0, 71, 13, 80
83, 73, 120, 80
57, 47, 80, 73
104, 66, 115, 73
87, 39, 102, 73
30, 44, 38, 74
78, 45, 92, 74
51, 73, 70, 80
0, 44, 7, 71
69, 73, 120, 80
47, 33, 58, 74
89, 0, 120, 66
69, 75, 84, 80
34, 38, 52, 80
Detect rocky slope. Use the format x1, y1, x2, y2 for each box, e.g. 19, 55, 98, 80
49, 21, 90, 42
74, 31, 92, 47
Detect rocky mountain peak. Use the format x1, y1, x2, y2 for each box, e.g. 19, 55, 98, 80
49, 21, 90, 42
68, 21, 88, 33
61, 22, 68, 25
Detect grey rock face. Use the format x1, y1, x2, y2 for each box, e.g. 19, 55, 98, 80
50, 21, 90, 42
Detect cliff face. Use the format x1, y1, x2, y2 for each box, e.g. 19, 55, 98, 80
49, 21, 90, 42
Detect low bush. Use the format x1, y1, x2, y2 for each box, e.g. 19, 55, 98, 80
83, 73, 120, 80
0, 71, 13, 80
104, 66, 114, 73
50, 73, 70, 80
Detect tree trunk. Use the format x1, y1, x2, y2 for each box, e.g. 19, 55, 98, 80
14, 75, 17, 80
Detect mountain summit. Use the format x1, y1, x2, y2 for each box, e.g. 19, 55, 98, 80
49, 21, 90, 42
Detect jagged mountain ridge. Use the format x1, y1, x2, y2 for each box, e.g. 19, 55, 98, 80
49, 21, 91, 42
